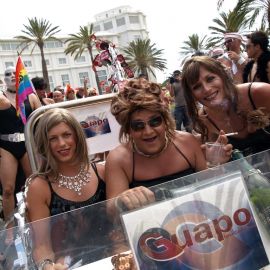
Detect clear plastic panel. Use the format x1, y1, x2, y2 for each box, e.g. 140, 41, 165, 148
1, 150, 270, 269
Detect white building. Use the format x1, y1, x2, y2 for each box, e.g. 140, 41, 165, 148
0, 6, 148, 90
0, 6, 149, 92
93, 5, 149, 47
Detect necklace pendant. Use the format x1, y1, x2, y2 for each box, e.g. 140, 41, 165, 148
57, 165, 91, 196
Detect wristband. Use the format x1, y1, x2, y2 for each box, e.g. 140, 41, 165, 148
237, 57, 246, 65
38, 259, 54, 270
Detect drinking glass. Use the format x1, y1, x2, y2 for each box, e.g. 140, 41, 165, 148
205, 142, 226, 168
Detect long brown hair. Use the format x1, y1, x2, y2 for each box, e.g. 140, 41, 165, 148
111, 79, 175, 143
181, 56, 238, 142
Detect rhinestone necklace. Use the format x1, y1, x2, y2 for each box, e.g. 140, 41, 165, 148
58, 165, 91, 195
133, 136, 169, 158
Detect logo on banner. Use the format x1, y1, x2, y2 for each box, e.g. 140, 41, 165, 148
137, 200, 268, 269
80, 111, 111, 138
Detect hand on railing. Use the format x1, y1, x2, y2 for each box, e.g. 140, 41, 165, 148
114, 186, 155, 212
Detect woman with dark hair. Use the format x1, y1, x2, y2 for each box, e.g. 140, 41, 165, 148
181, 56, 270, 156
105, 78, 208, 208
31, 77, 54, 105
26, 108, 106, 269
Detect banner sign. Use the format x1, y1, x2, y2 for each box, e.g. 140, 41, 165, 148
69, 101, 120, 154
122, 173, 269, 270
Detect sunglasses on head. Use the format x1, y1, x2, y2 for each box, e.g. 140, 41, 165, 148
130, 115, 163, 132
224, 38, 234, 45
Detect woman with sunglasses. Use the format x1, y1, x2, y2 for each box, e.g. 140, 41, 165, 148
181, 56, 270, 157
105, 79, 208, 209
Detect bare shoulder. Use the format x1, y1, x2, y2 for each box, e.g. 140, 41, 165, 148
29, 92, 39, 100
44, 97, 54, 104
107, 143, 132, 164
174, 131, 201, 151
0, 92, 8, 104
27, 175, 50, 198
237, 82, 270, 93
175, 130, 199, 143
237, 82, 270, 109
29, 92, 41, 109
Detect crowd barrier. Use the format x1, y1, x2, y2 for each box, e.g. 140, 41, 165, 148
24, 94, 120, 172
0, 150, 270, 269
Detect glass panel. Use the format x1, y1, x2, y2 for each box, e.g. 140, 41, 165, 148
1, 150, 270, 269
61, 74, 70, 86
93, 25, 101, 32
78, 72, 89, 86
116, 17, 125, 27
104, 21, 113, 30
58, 58, 67, 65
129, 15, 139, 24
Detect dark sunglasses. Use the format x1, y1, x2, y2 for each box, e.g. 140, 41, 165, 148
5, 72, 16, 76
130, 115, 163, 132
224, 38, 234, 45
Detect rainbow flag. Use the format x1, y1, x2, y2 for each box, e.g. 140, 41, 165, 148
15, 56, 35, 124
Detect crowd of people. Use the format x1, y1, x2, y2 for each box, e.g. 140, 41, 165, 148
0, 29, 270, 269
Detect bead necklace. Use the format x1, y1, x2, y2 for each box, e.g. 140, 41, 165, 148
58, 165, 91, 195
133, 136, 169, 158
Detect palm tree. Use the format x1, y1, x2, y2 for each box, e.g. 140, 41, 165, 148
180, 34, 210, 55
218, 0, 270, 30
15, 17, 61, 91
64, 24, 102, 94
123, 38, 167, 79
208, 5, 251, 47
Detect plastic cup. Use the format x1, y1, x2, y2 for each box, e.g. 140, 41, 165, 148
205, 142, 225, 168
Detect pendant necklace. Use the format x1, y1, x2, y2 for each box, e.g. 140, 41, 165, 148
133, 136, 169, 158
58, 165, 91, 195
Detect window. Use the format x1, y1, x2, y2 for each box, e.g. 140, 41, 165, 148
94, 25, 101, 32
5, 62, 14, 68
129, 15, 139, 24
61, 74, 70, 86
104, 21, 113, 30
45, 59, 50, 65
24, 60, 32, 67
78, 72, 89, 86
1, 42, 28, 51
116, 17, 125, 27
58, 58, 67, 65
75, 56, 86, 63
48, 76, 54, 90
44, 41, 63, 48
97, 70, 108, 84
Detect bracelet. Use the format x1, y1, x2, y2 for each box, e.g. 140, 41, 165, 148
237, 57, 246, 65
38, 259, 54, 270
